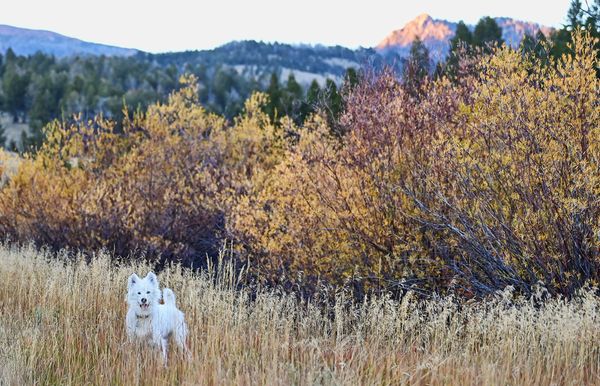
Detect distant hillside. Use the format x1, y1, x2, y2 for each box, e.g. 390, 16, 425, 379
138, 41, 381, 86
0, 16, 562, 147
0, 17, 555, 78
0, 23, 377, 87
0, 25, 138, 57
377, 14, 554, 61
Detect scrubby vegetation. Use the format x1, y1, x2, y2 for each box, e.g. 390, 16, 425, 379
0, 31, 597, 300
0, 243, 598, 384
0, 42, 361, 150
236, 33, 599, 298
0, 1, 598, 151
0, 4, 598, 383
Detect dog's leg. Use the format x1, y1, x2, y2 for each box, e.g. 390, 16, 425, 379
151, 330, 166, 366
175, 321, 191, 360
161, 338, 169, 366
125, 311, 137, 342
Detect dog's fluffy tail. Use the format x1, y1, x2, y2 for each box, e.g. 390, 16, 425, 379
163, 288, 176, 306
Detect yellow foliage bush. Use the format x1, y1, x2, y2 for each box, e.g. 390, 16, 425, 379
231, 33, 600, 296
0, 76, 283, 266
0, 33, 598, 297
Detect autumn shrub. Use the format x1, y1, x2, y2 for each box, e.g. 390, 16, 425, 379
230, 67, 470, 295
0, 33, 598, 299
231, 32, 599, 297
418, 33, 600, 296
0, 76, 283, 266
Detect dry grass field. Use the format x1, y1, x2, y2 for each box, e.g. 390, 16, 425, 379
0, 243, 598, 385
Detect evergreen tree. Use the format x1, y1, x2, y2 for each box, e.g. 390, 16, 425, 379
4, 48, 16, 66
451, 21, 473, 49
473, 17, 504, 49
265, 72, 282, 122
403, 37, 431, 94
433, 62, 446, 80
300, 79, 320, 122
29, 72, 68, 130
212, 67, 236, 114
520, 33, 537, 54
446, 21, 474, 77
533, 31, 550, 61
2, 65, 30, 123
306, 80, 320, 105
285, 74, 302, 99
282, 73, 303, 121
8, 139, 18, 153
324, 79, 343, 131
551, 0, 599, 75
0, 122, 6, 149
343, 68, 359, 91
535, 30, 548, 45
567, 0, 583, 27
550, 28, 572, 58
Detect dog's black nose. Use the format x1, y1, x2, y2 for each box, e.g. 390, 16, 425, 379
141, 298, 147, 304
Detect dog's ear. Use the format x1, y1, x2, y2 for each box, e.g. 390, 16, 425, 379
146, 272, 159, 288
128, 273, 140, 291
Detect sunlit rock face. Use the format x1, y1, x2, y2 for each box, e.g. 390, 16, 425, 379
377, 13, 554, 62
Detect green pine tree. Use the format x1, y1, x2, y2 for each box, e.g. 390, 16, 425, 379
265, 72, 282, 122
300, 79, 320, 123
567, 0, 583, 27
403, 37, 431, 95
282, 73, 303, 122
446, 21, 474, 78
0, 122, 6, 149
519, 33, 537, 54
550, 0, 599, 76
473, 17, 504, 50
2, 62, 30, 123
324, 79, 343, 133
451, 21, 473, 48
343, 68, 359, 91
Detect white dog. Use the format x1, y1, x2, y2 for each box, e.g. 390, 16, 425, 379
125, 272, 189, 364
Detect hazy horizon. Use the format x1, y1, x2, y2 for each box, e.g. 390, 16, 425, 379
1, 0, 572, 53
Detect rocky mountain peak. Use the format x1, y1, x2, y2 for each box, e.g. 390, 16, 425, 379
376, 14, 554, 62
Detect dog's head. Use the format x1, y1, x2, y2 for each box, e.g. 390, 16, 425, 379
126, 272, 160, 314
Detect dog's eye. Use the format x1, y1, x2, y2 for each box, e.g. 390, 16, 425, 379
146, 291, 150, 294
137, 292, 141, 295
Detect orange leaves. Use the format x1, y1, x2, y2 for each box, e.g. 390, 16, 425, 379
0, 77, 279, 267
0, 33, 598, 298
233, 31, 599, 297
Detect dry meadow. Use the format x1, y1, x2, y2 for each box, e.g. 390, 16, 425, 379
0, 243, 598, 385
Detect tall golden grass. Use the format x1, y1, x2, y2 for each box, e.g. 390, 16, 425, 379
0, 243, 598, 385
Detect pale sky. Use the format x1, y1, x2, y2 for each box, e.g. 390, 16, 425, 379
1, 0, 573, 53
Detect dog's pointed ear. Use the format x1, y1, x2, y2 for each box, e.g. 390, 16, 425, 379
146, 272, 159, 288
128, 273, 140, 291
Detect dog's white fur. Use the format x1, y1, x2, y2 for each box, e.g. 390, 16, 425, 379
125, 272, 189, 364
